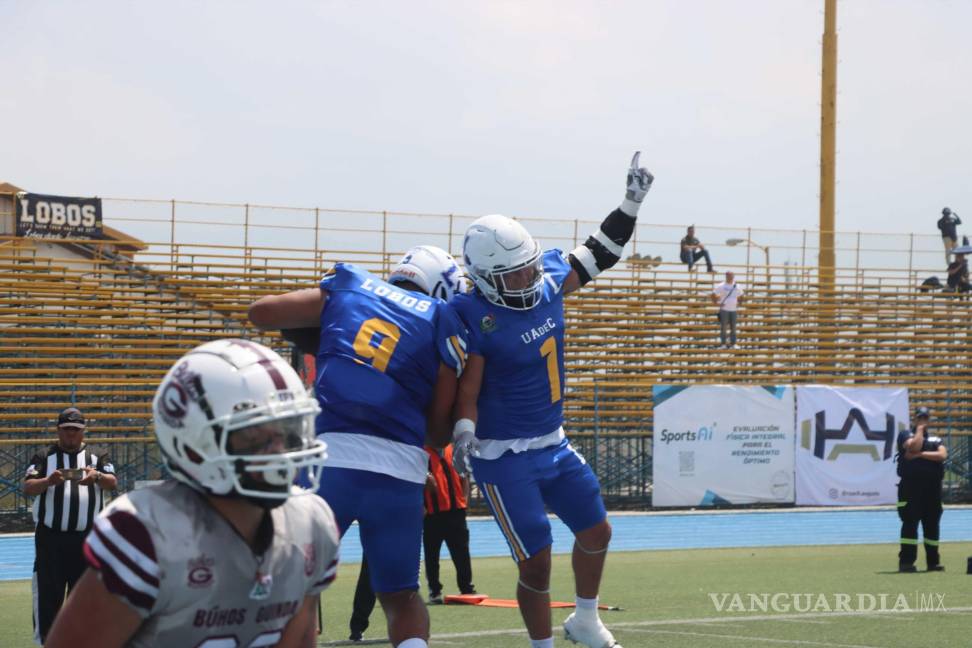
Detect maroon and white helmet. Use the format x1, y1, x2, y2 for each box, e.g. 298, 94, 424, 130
152, 339, 326, 505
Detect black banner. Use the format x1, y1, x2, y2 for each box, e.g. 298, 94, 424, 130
15, 192, 103, 238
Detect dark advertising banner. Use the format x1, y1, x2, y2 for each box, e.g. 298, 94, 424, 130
15, 193, 103, 238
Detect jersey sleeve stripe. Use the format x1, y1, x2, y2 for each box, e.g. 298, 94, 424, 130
89, 524, 161, 588
82, 541, 155, 616
312, 558, 339, 589
448, 336, 466, 371
93, 514, 160, 578
445, 340, 464, 376
86, 530, 160, 600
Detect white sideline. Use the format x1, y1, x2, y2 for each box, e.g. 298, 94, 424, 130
319, 605, 972, 645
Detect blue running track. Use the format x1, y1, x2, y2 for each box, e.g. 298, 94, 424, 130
2, 508, 970, 582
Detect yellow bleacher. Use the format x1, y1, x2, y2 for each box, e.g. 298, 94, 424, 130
0, 238, 969, 446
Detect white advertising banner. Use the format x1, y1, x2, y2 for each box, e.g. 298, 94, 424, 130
795, 386, 908, 506
652, 385, 795, 507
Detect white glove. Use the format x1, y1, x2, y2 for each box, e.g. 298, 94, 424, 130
451, 418, 480, 478
620, 151, 654, 217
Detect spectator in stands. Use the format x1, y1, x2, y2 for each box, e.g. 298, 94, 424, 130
937, 207, 962, 264
22, 407, 117, 644
680, 225, 714, 273
945, 252, 969, 293
423, 444, 476, 605
711, 271, 744, 349
919, 276, 943, 293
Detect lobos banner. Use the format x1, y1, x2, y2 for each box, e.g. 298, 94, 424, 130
652, 385, 795, 507
795, 386, 908, 506
16, 192, 103, 238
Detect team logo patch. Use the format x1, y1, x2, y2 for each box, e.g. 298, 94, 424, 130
187, 554, 215, 588
480, 313, 497, 334
158, 380, 189, 428
303, 543, 316, 577
249, 572, 274, 600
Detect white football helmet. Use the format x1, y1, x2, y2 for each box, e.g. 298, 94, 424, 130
388, 245, 465, 301
463, 214, 543, 310
153, 339, 326, 507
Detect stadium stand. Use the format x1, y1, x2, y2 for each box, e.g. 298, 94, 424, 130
0, 193, 969, 528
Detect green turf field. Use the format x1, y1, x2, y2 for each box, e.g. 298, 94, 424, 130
3, 543, 970, 647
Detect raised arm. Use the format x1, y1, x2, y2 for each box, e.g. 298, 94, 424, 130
563, 152, 653, 294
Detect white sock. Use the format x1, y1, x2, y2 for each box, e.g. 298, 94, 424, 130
396, 639, 428, 648
575, 595, 599, 622
530, 638, 554, 648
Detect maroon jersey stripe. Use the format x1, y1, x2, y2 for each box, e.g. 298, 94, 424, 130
91, 523, 161, 588
105, 510, 158, 561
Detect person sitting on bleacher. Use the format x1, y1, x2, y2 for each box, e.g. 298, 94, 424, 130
679, 225, 715, 273
945, 252, 969, 293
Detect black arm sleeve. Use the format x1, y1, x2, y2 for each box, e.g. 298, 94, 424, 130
568, 208, 636, 286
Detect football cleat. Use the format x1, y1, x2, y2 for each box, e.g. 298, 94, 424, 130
563, 612, 622, 648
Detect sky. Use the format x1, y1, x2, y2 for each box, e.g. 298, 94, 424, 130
2, 0, 970, 249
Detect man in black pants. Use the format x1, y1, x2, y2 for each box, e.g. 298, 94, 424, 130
348, 558, 376, 642
23, 408, 118, 643
896, 406, 948, 572
423, 444, 475, 604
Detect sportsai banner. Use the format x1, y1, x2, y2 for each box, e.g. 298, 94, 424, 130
15, 192, 103, 238
795, 386, 908, 506
652, 385, 795, 507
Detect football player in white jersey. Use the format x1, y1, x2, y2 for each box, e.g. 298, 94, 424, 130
46, 340, 339, 648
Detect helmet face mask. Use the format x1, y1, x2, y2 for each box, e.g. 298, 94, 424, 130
463, 214, 544, 311
388, 245, 464, 302
153, 340, 326, 506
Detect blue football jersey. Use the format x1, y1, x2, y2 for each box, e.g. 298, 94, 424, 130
315, 264, 467, 448
450, 250, 571, 441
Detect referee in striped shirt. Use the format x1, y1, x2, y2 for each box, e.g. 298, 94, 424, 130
22, 407, 117, 644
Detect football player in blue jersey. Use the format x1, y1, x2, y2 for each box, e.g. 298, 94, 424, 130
449, 153, 653, 648
248, 245, 467, 648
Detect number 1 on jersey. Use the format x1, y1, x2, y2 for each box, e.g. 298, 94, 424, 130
540, 336, 561, 403
352, 317, 401, 372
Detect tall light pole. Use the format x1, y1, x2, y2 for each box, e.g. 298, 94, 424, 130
819, 0, 838, 296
